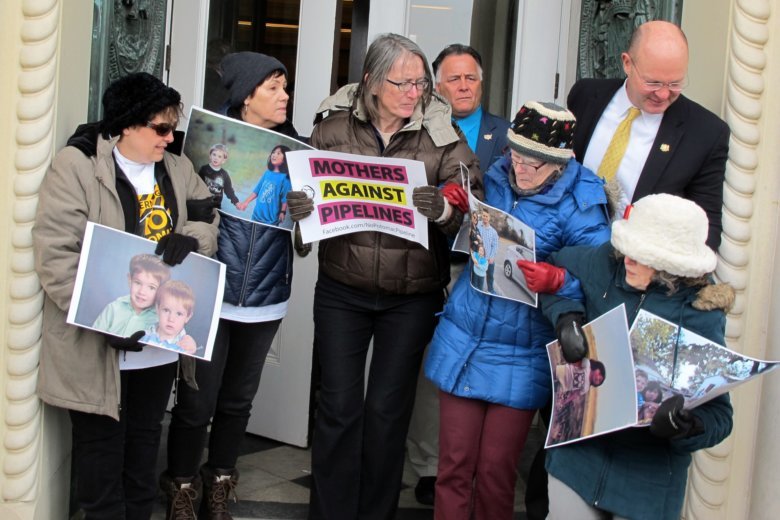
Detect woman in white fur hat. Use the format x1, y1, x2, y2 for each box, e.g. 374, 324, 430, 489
531, 193, 734, 520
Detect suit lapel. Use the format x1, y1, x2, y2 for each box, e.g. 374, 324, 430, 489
476, 112, 497, 169
576, 80, 621, 160
633, 98, 688, 200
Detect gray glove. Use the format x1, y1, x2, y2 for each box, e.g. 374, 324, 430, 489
412, 186, 446, 220
287, 190, 314, 221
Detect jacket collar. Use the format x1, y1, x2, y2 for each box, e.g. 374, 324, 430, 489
315, 83, 461, 147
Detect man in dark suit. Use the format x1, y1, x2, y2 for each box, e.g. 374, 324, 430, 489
406, 44, 511, 507
432, 43, 510, 172
524, 20, 730, 520
569, 20, 729, 250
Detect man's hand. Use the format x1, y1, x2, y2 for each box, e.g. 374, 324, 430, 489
555, 312, 588, 363
516, 260, 566, 293
412, 186, 448, 221
287, 191, 314, 221
155, 233, 199, 266
102, 330, 144, 352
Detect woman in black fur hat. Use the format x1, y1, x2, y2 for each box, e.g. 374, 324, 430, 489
32, 72, 219, 519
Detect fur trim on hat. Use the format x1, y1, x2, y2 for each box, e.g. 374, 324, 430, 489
100, 72, 181, 138
507, 101, 576, 164
692, 283, 735, 313
220, 52, 287, 109
611, 193, 717, 278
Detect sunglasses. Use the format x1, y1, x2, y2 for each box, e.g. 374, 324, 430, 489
145, 121, 177, 136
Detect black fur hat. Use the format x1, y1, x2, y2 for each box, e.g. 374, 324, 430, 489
100, 72, 181, 138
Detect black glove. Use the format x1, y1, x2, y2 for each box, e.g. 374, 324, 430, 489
555, 312, 588, 363
412, 186, 446, 221
155, 233, 199, 266
287, 190, 314, 221
650, 394, 702, 440
102, 330, 144, 352
186, 197, 220, 223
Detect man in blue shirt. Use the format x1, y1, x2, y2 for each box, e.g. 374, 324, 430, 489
432, 44, 510, 172
476, 209, 499, 294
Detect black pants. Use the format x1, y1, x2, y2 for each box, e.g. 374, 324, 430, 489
524, 400, 552, 520
308, 274, 443, 520
70, 362, 176, 520
166, 318, 280, 477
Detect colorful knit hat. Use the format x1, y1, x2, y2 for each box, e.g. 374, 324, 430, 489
507, 101, 576, 164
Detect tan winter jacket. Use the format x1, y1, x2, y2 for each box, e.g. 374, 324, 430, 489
33, 133, 219, 420
311, 84, 482, 294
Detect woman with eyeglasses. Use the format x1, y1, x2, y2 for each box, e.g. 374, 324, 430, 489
286, 33, 480, 519
159, 52, 309, 518
32, 72, 219, 519
423, 101, 611, 519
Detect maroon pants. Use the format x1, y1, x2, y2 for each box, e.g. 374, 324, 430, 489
435, 391, 535, 520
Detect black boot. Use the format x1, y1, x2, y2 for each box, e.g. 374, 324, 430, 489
160, 472, 201, 520
199, 465, 239, 520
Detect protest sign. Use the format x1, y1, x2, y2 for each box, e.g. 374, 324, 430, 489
183, 107, 312, 231
286, 149, 430, 248
68, 223, 225, 361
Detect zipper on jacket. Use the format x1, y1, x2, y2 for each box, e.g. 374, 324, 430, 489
632, 293, 647, 321
238, 224, 259, 305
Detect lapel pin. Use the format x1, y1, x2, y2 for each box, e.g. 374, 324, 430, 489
660, 143, 670, 152
484, 133, 493, 141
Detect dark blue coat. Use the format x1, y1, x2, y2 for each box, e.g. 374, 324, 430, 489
541, 242, 734, 520
475, 110, 510, 173
424, 156, 610, 409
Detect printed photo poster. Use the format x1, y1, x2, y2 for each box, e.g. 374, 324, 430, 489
452, 192, 538, 307
67, 223, 225, 360
286, 149, 430, 248
545, 305, 636, 448
182, 107, 313, 231
630, 309, 780, 419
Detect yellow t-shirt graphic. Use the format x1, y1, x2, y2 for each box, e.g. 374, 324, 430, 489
139, 184, 173, 241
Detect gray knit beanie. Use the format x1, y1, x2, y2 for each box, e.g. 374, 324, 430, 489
220, 52, 287, 109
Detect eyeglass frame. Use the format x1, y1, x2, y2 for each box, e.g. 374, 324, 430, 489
385, 78, 431, 93
628, 55, 688, 93
145, 120, 178, 137
509, 152, 547, 174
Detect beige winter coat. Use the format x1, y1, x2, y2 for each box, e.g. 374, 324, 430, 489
33, 133, 219, 419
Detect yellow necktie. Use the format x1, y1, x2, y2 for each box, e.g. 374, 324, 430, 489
598, 107, 641, 182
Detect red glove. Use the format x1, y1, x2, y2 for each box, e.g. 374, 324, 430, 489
441, 183, 469, 214
516, 260, 565, 293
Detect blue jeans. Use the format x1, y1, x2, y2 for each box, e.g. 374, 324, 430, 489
308, 274, 444, 520
486, 261, 496, 293
166, 318, 280, 476
70, 362, 176, 520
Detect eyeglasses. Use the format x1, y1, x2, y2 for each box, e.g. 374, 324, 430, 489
510, 155, 547, 173
385, 78, 430, 93
145, 121, 177, 136
630, 57, 687, 93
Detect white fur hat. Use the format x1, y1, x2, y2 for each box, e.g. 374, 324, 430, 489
611, 194, 717, 278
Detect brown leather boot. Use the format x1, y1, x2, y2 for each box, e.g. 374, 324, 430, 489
159, 472, 201, 520
199, 465, 238, 519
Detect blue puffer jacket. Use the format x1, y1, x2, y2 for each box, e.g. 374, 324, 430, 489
218, 213, 293, 307
424, 156, 610, 409
216, 112, 301, 309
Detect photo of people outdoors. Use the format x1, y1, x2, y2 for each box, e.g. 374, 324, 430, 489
630, 309, 780, 414
546, 305, 637, 447
453, 197, 537, 307
183, 107, 312, 230
68, 223, 224, 360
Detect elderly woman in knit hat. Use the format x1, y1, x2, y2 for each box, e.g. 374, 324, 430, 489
532, 193, 734, 520
423, 101, 611, 519
32, 72, 219, 519
161, 52, 304, 517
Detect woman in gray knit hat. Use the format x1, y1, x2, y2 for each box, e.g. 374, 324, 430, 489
161, 51, 304, 519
